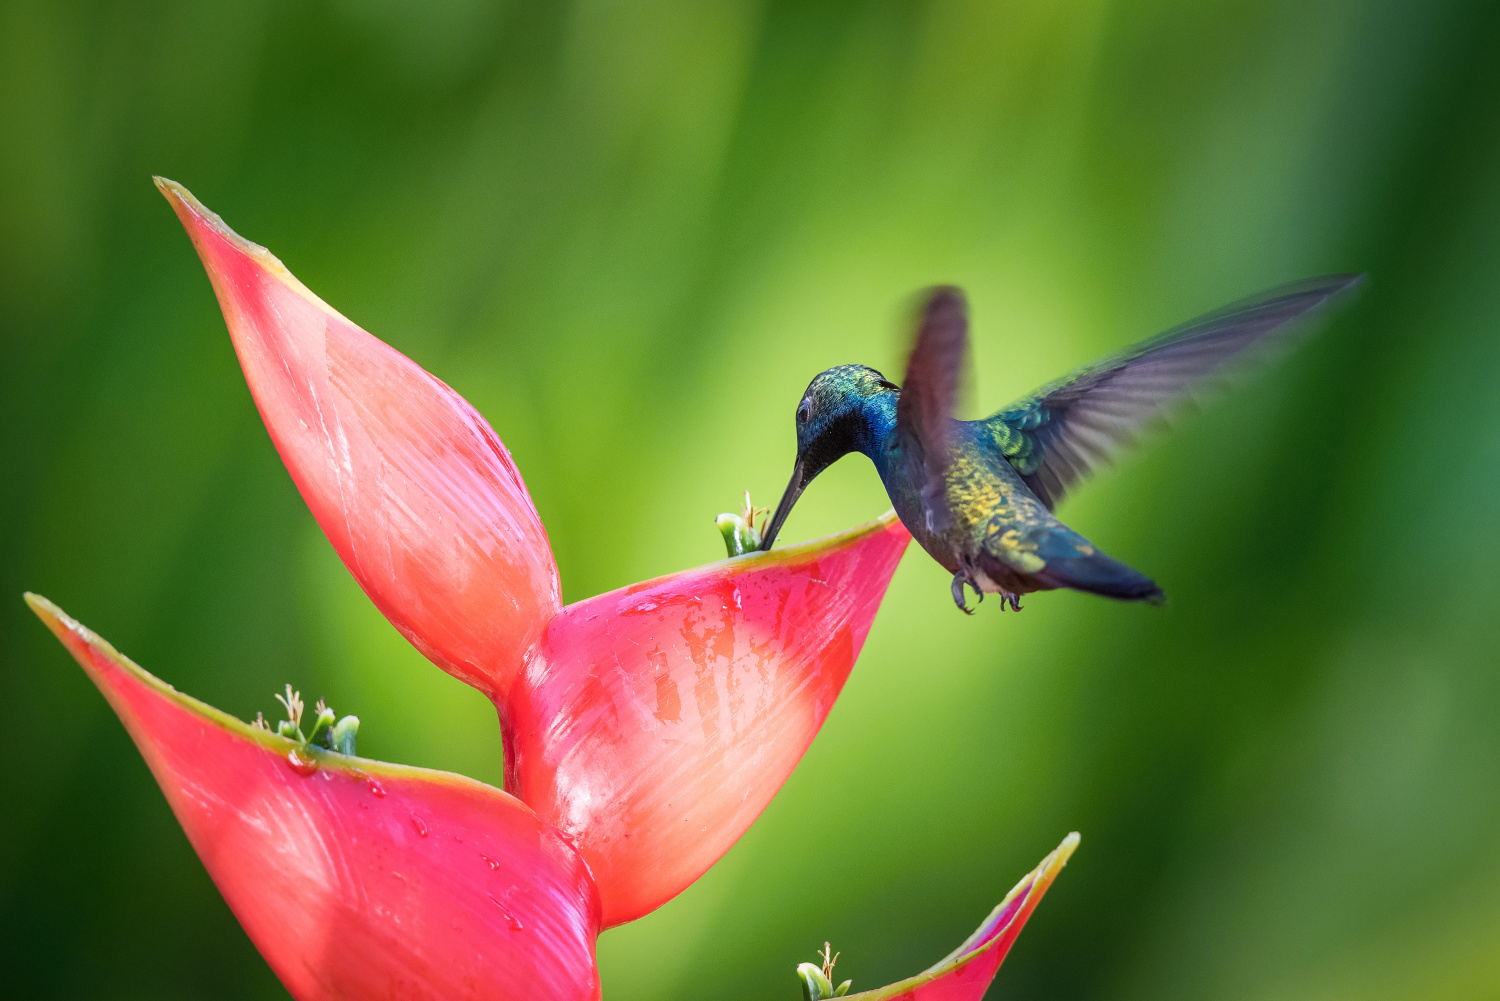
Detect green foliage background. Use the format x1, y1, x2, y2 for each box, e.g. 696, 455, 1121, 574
4, 1, 1500, 998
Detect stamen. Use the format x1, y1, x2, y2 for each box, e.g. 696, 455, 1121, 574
795, 942, 852, 1000
259, 685, 360, 759
716, 490, 766, 557
275, 685, 304, 730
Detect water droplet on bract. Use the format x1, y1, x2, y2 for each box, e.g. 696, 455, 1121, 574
489, 895, 524, 931
412, 815, 428, 837
481, 855, 501, 871
367, 777, 386, 797
286, 748, 319, 776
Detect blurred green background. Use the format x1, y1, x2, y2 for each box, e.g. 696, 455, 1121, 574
4, 1, 1500, 998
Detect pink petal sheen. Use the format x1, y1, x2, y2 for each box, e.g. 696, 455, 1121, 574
157, 179, 559, 702
850, 833, 1079, 1000
27, 594, 601, 1001
505, 514, 911, 927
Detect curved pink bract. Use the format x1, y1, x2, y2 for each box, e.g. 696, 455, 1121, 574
506, 515, 910, 927
850, 833, 1078, 1001
158, 179, 559, 702
28, 594, 601, 1001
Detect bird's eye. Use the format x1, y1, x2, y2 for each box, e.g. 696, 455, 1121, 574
797, 402, 811, 425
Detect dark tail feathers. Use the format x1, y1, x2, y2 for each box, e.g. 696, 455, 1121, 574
1034, 551, 1165, 604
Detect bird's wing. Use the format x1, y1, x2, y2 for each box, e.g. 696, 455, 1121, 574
987, 274, 1365, 510
895, 286, 970, 536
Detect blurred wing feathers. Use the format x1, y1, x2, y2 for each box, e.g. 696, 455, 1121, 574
990, 274, 1364, 509
896, 286, 970, 534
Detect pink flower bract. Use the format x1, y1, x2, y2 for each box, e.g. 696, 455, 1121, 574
159, 178, 560, 703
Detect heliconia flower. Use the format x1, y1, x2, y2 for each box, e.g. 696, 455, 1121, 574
155, 177, 910, 926
40, 177, 1078, 1000
28, 592, 1075, 1001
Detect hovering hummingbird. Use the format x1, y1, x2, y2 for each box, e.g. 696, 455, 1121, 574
759, 275, 1363, 612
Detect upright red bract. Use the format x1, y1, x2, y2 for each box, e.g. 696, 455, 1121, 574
160, 179, 559, 702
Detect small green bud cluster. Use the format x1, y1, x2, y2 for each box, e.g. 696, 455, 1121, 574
716, 490, 768, 558
253, 684, 360, 756
796, 943, 851, 1000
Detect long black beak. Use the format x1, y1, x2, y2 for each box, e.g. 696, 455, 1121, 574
759, 457, 807, 551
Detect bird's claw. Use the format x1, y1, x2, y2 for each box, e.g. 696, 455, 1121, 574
950, 572, 979, 615
951, 570, 1022, 614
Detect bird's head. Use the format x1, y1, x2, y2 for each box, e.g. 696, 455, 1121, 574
761, 364, 897, 550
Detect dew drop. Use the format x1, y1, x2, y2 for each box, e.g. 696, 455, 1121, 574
367, 778, 386, 798
480, 855, 501, 871
489, 895, 524, 931
285, 748, 319, 776
412, 815, 428, 838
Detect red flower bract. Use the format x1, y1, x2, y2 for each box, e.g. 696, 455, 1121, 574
158, 179, 559, 703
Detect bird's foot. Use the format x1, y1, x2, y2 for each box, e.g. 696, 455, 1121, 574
1005, 592, 1022, 612
950, 572, 980, 615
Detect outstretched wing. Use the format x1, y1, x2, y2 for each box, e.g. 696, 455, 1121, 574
989, 274, 1365, 510
895, 286, 969, 535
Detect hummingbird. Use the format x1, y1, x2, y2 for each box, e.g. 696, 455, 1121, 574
758, 275, 1364, 612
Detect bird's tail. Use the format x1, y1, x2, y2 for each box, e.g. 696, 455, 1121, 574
1033, 549, 1165, 604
